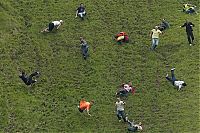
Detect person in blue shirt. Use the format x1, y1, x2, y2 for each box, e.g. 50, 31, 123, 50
75, 3, 86, 20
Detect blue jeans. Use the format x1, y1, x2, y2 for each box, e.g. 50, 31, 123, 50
151, 38, 159, 50
166, 70, 177, 85
117, 110, 126, 122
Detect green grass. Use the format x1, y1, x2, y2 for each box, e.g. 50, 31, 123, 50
0, 0, 199, 132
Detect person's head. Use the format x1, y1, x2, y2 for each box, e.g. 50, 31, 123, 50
139, 122, 142, 126
182, 83, 187, 86
155, 26, 158, 29
80, 3, 84, 7
59, 20, 63, 23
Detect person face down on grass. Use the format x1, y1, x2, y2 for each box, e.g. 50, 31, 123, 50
166, 68, 187, 91
115, 32, 129, 44
78, 99, 94, 116
116, 81, 135, 97
150, 26, 162, 50
115, 98, 127, 122
75, 3, 86, 20
41, 20, 63, 33
80, 37, 89, 59
19, 71, 39, 86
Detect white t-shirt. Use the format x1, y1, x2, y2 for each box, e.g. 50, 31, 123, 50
116, 101, 125, 111
124, 84, 132, 92
151, 29, 162, 38
174, 81, 185, 89
134, 124, 143, 130
52, 21, 61, 26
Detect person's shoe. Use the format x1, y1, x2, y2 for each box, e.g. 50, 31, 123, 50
166, 74, 168, 77
190, 44, 192, 46
119, 120, 122, 122
34, 79, 37, 82
36, 71, 40, 75
171, 68, 175, 71
77, 105, 80, 108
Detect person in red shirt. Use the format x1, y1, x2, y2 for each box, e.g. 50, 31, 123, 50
78, 99, 94, 116
115, 32, 129, 44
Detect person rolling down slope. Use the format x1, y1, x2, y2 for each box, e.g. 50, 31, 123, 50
150, 26, 162, 50
80, 37, 89, 60
19, 71, 39, 86
115, 32, 129, 45
75, 3, 86, 20
166, 68, 187, 91
158, 19, 170, 31
78, 99, 94, 116
41, 20, 63, 33
126, 119, 143, 132
183, 3, 197, 14
116, 81, 136, 97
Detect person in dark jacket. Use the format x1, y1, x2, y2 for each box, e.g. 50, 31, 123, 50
180, 20, 195, 46
80, 37, 89, 59
75, 3, 86, 20
19, 71, 39, 86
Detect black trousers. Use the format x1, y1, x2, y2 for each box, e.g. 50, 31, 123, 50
186, 31, 194, 44
19, 72, 38, 85
48, 23, 54, 31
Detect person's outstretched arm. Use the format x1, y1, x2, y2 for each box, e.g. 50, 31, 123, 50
86, 109, 91, 116
75, 10, 78, 18
181, 23, 186, 27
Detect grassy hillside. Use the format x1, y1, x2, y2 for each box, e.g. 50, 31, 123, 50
0, 0, 199, 132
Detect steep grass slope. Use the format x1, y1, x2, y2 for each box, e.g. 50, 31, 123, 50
0, 0, 199, 132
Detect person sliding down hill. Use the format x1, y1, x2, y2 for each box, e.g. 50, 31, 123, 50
126, 118, 143, 132
75, 3, 86, 20
41, 20, 63, 33
183, 3, 197, 14
116, 81, 135, 97
19, 71, 39, 86
80, 37, 89, 60
158, 19, 170, 31
115, 32, 129, 45
166, 68, 187, 91
78, 99, 94, 116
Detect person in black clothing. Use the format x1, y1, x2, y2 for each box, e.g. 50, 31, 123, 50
19, 71, 39, 86
180, 20, 195, 46
75, 3, 86, 20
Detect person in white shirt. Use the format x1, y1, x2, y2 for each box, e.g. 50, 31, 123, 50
166, 68, 187, 91
115, 98, 126, 122
150, 26, 162, 50
116, 81, 135, 97
41, 20, 63, 33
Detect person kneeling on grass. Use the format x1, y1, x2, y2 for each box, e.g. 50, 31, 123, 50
80, 37, 89, 60
75, 3, 86, 20
166, 68, 187, 91
78, 99, 94, 116
41, 20, 63, 33
19, 71, 39, 86
115, 32, 129, 45
116, 81, 135, 97
126, 119, 143, 132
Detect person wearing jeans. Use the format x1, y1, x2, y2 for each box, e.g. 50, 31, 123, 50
150, 26, 162, 50
115, 98, 126, 122
166, 68, 187, 91
19, 71, 39, 86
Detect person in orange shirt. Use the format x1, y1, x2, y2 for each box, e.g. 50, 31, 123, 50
78, 99, 94, 116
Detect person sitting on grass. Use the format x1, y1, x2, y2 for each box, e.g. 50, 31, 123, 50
115, 98, 127, 122
183, 3, 197, 14
75, 3, 86, 20
41, 20, 63, 33
116, 81, 136, 97
158, 19, 170, 31
78, 99, 94, 116
126, 119, 143, 132
19, 71, 39, 86
166, 68, 187, 91
80, 37, 89, 60
115, 32, 129, 45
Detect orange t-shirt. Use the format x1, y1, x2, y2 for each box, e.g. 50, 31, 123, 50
79, 100, 91, 110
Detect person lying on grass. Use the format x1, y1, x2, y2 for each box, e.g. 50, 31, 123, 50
183, 3, 197, 14
166, 68, 187, 91
116, 81, 135, 97
19, 71, 39, 86
41, 20, 63, 33
158, 18, 170, 31
126, 118, 143, 132
80, 37, 89, 60
114, 32, 129, 45
115, 98, 127, 122
78, 99, 94, 116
